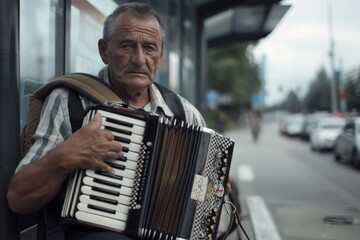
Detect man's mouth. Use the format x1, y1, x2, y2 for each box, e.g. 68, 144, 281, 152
127, 71, 147, 75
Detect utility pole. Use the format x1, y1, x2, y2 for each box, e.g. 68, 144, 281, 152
328, 0, 339, 113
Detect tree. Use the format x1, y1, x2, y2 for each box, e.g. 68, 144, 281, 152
303, 67, 331, 112
207, 43, 261, 127
283, 90, 302, 113
343, 67, 360, 112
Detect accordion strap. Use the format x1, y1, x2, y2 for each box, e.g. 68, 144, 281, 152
219, 201, 251, 240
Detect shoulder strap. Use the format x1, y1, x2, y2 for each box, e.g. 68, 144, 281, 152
68, 88, 84, 133
21, 73, 125, 157
34, 73, 126, 104
154, 82, 186, 123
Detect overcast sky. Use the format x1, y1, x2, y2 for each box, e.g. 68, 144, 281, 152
252, 0, 360, 106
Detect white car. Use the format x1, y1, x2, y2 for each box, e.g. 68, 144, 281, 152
310, 117, 346, 151
334, 117, 360, 168
283, 114, 305, 136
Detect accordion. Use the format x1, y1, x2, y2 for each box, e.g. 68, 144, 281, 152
62, 104, 235, 240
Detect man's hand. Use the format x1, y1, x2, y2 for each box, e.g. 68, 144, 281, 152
226, 177, 232, 195
54, 113, 123, 174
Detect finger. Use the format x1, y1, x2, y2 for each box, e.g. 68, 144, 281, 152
107, 142, 123, 153
226, 182, 232, 194
86, 113, 103, 130
96, 161, 115, 175
107, 151, 123, 160
102, 129, 115, 141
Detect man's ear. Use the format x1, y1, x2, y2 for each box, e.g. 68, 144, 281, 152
98, 39, 108, 64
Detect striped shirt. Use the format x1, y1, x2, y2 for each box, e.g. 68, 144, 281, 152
16, 68, 206, 171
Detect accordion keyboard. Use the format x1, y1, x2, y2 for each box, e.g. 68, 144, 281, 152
62, 108, 147, 231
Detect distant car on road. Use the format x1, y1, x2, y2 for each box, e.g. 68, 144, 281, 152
280, 114, 305, 136
333, 117, 360, 168
300, 112, 331, 141
310, 117, 346, 151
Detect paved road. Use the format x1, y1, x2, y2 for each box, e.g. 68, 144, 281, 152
222, 119, 360, 240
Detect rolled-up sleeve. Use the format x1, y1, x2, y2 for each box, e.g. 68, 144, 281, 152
16, 88, 72, 172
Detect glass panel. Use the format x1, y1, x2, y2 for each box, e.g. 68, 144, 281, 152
149, 0, 169, 87
181, 1, 197, 103
69, 0, 115, 75
19, 0, 59, 129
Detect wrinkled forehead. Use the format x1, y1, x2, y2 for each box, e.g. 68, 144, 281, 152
112, 13, 162, 41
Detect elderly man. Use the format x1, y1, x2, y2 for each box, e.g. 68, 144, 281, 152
8, 2, 228, 240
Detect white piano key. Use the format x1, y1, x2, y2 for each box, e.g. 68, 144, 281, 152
115, 141, 141, 153
122, 151, 140, 162
107, 159, 138, 171
79, 195, 130, 215
110, 131, 143, 144
81, 185, 131, 205
83, 176, 133, 196
70, 170, 85, 217
113, 168, 136, 179
76, 204, 127, 230
85, 169, 134, 188
97, 110, 146, 127
102, 120, 145, 136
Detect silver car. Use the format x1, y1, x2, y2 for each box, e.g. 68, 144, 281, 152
334, 117, 360, 169
310, 117, 346, 151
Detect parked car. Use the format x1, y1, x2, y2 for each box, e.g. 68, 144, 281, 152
278, 112, 290, 135
300, 112, 331, 141
280, 114, 305, 136
333, 117, 360, 168
310, 117, 346, 151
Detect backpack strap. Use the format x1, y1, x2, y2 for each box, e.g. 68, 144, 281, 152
154, 82, 186, 123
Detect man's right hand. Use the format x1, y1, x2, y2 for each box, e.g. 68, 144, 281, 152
54, 113, 122, 175
7, 113, 123, 214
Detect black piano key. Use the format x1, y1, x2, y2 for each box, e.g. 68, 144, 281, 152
91, 186, 120, 196
90, 195, 118, 205
88, 204, 116, 214
117, 156, 127, 161
106, 118, 133, 128
106, 162, 126, 171
114, 136, 131, 144
95, 170, 123, 180
122, 147, 129, 152
94, 178, 122, 188
105, 126, 132, 135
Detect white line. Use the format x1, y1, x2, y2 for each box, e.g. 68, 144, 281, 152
245, 195, 283, 240
238, 164, 255, 182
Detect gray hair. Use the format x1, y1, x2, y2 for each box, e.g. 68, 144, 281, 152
103, 2, 165, 50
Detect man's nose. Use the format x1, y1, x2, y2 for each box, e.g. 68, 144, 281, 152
131, 44, 146, 66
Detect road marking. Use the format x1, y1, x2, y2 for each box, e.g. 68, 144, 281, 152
238, 164, 255, 182
245, 195, 283, 240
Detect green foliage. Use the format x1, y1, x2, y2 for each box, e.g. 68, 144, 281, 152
267, 65, 360, 114
303, 67, 331, 112
343, 69, 360, 111
283, 90, 302, 113
207, 43, 261, 118
206, 43, 261, 131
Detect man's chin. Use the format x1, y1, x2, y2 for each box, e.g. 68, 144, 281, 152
126, 78, 153, 88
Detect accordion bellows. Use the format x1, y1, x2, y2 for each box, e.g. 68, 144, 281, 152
62, 104, 234, 240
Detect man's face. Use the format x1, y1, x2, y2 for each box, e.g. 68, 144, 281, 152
99, 13, 163, 92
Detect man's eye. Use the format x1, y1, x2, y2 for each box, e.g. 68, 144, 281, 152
144, 45, 157, 54
120, 44, 133, 51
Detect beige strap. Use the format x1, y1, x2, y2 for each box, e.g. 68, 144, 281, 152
35, 73, 123, 104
